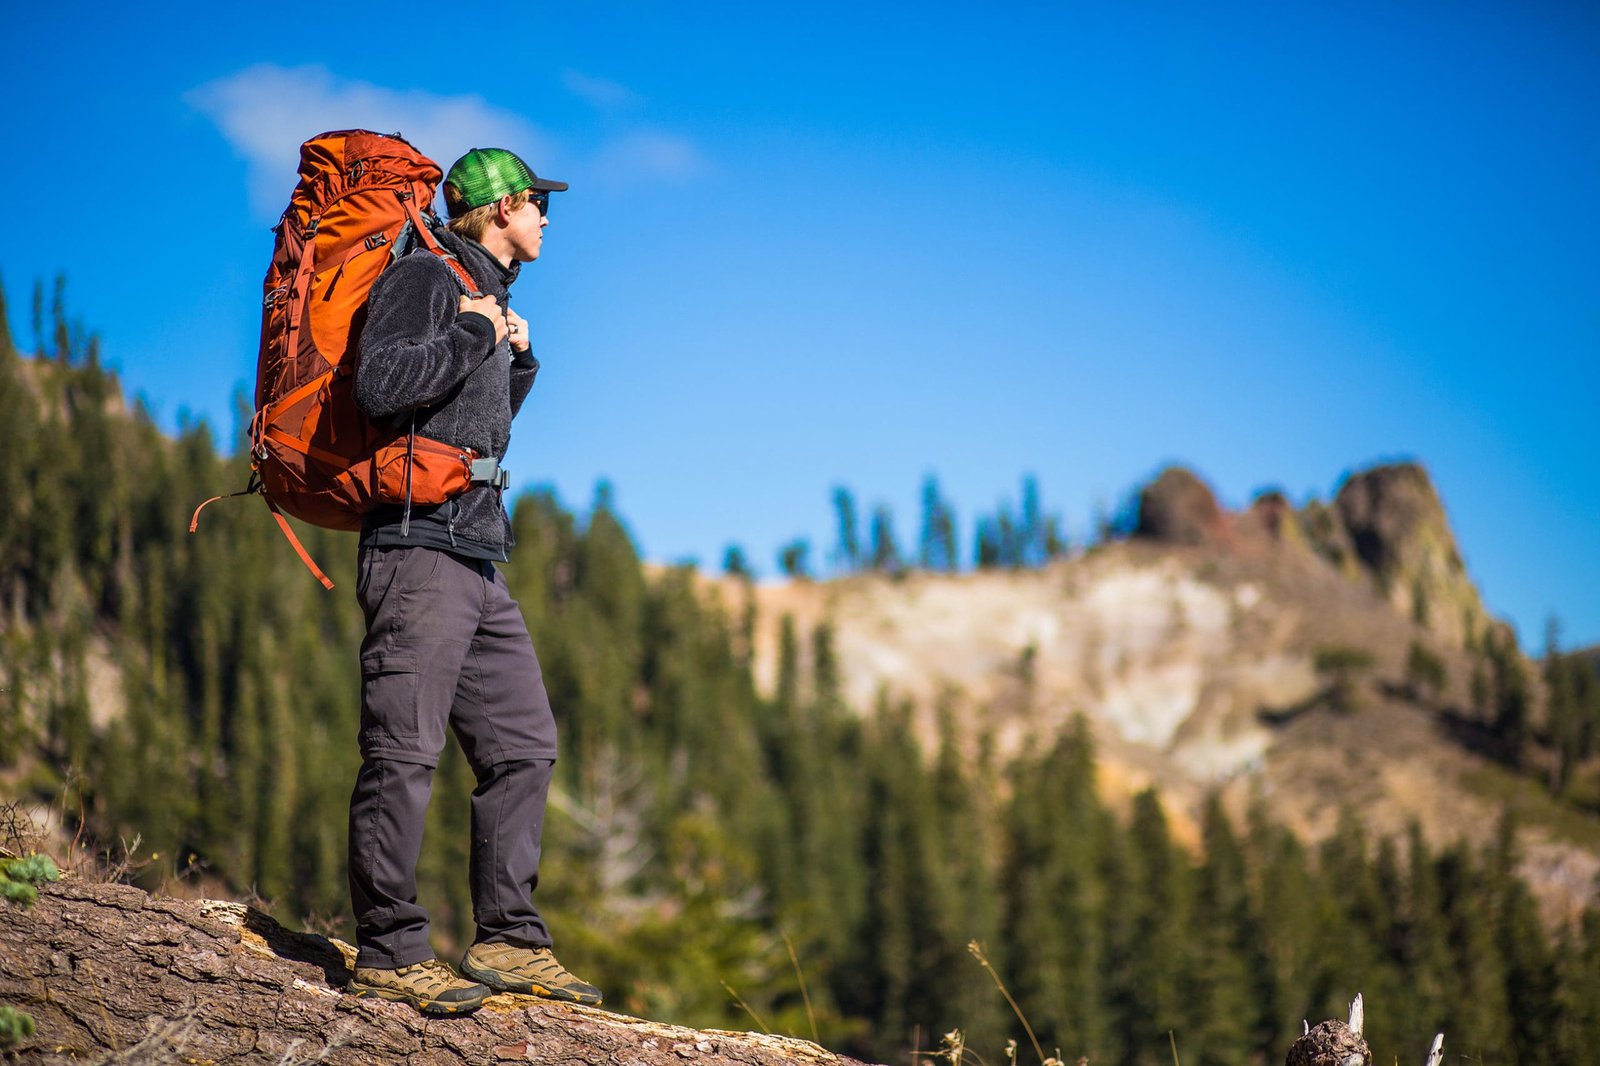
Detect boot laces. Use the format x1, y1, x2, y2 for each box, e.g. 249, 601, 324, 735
398, 958, 467, 995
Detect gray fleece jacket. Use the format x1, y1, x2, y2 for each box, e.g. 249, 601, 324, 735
354, 226, 540, 560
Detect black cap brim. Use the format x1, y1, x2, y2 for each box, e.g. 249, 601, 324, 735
528, 177, 568, 193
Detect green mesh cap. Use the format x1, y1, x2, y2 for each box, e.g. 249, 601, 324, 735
444, 148, 568, 216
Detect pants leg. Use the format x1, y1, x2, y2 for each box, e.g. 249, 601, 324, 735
348, 759, 437, 967
468, 758, 555, 947
348, 546, 480, 967
451, 566, 560, 948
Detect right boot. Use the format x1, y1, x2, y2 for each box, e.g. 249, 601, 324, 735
460, 941, 604, 1005
346, 958, 491, 1016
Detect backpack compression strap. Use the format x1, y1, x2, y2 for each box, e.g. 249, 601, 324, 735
190, 483, 337, 590
264, 498, 336, 590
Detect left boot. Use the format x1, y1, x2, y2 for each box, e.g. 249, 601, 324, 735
460, 941, 604, 1005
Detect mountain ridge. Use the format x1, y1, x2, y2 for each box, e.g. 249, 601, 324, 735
704, 461, 1600, 923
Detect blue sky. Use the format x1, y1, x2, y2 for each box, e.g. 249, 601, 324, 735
3, 1, 1597, 647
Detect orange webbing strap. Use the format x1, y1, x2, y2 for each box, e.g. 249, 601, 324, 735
401, 192, 481, 296
265, 499, 336, 590
189, 481, 335, 589
263, 424, 350, 467
189, 484, 258, 533
262, 367, 336, 430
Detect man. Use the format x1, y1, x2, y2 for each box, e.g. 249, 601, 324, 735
343, 147, 601, 1016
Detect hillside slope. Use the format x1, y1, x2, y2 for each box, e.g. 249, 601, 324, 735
720, 463, 1599, 920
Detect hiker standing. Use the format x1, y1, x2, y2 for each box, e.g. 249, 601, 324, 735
343, 148, 601, 1016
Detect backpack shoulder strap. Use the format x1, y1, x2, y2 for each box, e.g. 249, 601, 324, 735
398, 191, 481, 297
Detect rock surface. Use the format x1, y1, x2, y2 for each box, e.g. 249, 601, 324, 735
1334, 462, 1487, 644
1135, 466, 1228, 546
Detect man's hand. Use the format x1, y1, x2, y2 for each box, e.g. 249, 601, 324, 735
505, 308, 531, 353
459, 294, 508, 345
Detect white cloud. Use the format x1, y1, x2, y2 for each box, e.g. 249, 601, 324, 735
594, 130, 711, 183
562, 69, 641, 110
186, 64, 553, 219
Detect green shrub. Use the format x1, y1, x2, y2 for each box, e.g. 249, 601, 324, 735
0, 854, 60, 908
1313, 644, 1377, 712
0, 1005, 35, 1046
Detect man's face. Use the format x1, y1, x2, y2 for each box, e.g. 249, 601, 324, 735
503, 192, 548, 263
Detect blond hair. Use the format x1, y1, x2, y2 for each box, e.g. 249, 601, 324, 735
444, 185, 531, 242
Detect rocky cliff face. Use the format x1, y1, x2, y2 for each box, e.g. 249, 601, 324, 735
1131, 461, 1489, 647
1333, 463, 1488, 647
726, 461, 1592, 920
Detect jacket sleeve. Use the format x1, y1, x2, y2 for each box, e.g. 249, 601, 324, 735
355, 255, 500, 419
509, 350, 539, 418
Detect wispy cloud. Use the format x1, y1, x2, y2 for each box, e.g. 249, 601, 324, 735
562, 69, 641, 110
595, 130, 711, 183
186, 64, 552, 219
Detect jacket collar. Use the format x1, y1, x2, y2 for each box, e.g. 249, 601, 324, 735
434, 225, 520, 294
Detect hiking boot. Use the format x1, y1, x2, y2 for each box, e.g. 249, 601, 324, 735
460, 941, 604, 1005
347, 958, 491, 1016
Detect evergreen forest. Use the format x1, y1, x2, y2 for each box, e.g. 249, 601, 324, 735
7, 278, 1600, 1065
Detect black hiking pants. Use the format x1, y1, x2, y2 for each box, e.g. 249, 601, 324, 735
347, 545, 559, 969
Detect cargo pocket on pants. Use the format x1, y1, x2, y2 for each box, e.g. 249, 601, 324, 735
360, 650, 422, 744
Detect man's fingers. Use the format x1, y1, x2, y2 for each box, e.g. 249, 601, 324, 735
459, 293, 501, 315
505, 309, 530, 352
458, 294, 508, 343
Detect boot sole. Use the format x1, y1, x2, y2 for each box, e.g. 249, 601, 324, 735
460, 960, 603, 1006
349, 985, 489, 1016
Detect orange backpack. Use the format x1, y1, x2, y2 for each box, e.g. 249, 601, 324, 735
192, 130, 488, 587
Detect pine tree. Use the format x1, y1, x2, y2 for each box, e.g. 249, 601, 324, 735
722, 544, 751, 578
930, 697, 1004, 1050
974, 516, 1000, 569
1393, 824, 1453, 1052
918, 475, 957, 572
1003, 718, 1111, 1060
0, 276, 39, 615
1487, 813, 1561, 1065
1556, 908, 1600, 1059
830, 486, 861, 574
1436, 839, 1512, 1057
1184, 794, 1259, 1065
1245, 794, 1317, 1049
1484, 627, 1531, 767
1113, 789, 1191, 1066
777, 538, 811, 579
867, 504, 901, 574
1020, 476, 1043, 568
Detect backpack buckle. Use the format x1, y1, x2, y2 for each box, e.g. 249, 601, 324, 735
468, 458, 510, 491
365, 234, 388, 251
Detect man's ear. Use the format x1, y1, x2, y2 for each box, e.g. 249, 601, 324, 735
495, 194, 515, 227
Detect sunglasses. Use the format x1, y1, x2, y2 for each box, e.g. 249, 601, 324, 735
526, 190, 550, 218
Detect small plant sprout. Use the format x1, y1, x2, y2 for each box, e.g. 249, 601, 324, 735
938, 1028, 966, 1066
